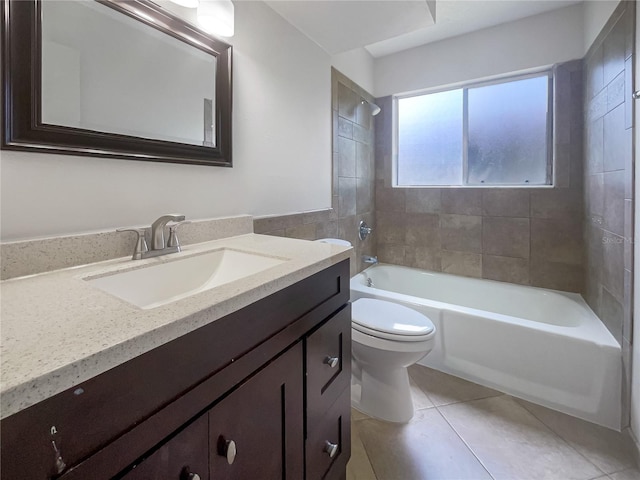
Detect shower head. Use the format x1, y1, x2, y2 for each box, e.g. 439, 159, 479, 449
361, 100, 381, 116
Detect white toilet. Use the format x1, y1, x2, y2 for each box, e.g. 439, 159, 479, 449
314, 238, 436, 422
351, 298, 436, 422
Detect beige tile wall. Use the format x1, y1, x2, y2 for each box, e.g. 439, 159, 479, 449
254, 68, 377, 276
583, 0, 635, 427
374, 60, 584, 293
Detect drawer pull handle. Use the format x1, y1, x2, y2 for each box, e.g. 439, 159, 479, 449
217, 436, 237, 465
324, 356, 339, 368
324, 440, 339, 458
180, 467, 201, 480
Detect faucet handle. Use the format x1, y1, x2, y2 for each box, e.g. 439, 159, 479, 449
167, 221, 190, 250
116, 228, 149, 260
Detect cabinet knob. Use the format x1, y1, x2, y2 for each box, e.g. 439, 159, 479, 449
180, 466, 201, 480
324, 440, 339, 458
324, 356, 339, 368
217, 436, 237, 465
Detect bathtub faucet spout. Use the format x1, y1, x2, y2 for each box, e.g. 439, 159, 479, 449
362, 255, 378, 265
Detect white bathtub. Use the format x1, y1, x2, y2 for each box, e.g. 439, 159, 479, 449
350, 264, 622, 430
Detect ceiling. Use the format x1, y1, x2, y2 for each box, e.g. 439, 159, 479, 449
266, 0, 436, 55
265, 0, 583, 58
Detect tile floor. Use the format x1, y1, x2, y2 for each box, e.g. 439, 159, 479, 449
347, 365, 640, 480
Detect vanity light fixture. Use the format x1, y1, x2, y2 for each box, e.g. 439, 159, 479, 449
197, 0, 235, 37
168, 0, 200, 8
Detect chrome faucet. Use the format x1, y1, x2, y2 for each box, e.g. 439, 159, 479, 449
117, 214, 187, 260
362, 255, 378, 265
151, 214, 185, 250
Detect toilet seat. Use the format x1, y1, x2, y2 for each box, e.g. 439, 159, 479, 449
351, 298, 435, 342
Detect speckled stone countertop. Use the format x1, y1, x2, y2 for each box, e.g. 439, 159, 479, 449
1, 233, 351, 419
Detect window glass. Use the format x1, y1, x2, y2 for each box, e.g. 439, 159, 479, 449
397, 89, 463, 186
395, 73, 551, 187
467, 76, 549, 185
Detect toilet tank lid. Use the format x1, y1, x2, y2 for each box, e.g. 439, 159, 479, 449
352, 298, 435, 336
315, 238, 352, 247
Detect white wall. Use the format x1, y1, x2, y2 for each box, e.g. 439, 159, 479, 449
331, 47, 375, 95
632, 0, 640, 456
0, 1, 332, 241
584, 0, 621, 54
374, 3, 585, 97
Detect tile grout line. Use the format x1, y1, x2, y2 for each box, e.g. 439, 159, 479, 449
434, 401, 498, 480
428, 391, 504, 409
507, 397, 609, 479
408, 369, 503, 410
351, 416, 381, 480
409, 366, 614, 478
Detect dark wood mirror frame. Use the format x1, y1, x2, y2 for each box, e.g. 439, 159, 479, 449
1, 0, 232, 167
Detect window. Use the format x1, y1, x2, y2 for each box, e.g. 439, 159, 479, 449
395, 72, 553, 187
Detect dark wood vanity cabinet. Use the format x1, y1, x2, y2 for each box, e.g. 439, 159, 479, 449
121, 415, 210, 480
207, 344, 304, 480
123, 344, 304, 480
306, 308, 352, 480
1, 259, 351, 480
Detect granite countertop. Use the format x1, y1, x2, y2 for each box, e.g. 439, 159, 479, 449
0, 233, 351, 419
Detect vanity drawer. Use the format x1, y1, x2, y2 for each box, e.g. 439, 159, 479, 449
306, 305, 351, 429
306, 387, 351, 480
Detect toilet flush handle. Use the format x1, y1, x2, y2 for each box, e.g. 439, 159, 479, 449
324, 356, 339, 368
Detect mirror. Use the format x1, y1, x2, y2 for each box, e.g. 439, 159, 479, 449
2, 0, 232, 167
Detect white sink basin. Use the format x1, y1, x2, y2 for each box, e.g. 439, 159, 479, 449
86, 248, 288, 309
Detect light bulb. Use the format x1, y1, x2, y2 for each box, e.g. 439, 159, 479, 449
197, 0, 234, 37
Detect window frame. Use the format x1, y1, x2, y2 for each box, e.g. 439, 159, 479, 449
392, 69, 555, 189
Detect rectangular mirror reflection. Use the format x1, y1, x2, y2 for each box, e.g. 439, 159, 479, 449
42, 0, 217, 148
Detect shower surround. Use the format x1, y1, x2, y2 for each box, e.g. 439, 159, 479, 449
374, 60, 584, 293
582, 0, 634, 427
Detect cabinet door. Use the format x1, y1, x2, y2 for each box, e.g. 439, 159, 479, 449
306, 306, 351, 429
121, 414, 209, 480
209, 343, 304, 480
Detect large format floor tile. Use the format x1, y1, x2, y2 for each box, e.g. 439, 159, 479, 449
347, 418, 378, 480
409, 364, 502, 406
410, 375, 436, 410
439, 396, 604, 480
348, 366, 639, 480
609, 469, 640, 480
356, 407, 492, 480
515, 398, 637, 474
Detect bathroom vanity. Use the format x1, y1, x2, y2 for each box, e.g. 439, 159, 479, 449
0, 234, 351, 479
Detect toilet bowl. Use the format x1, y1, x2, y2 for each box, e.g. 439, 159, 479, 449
313, 239, 436, 422
351, 298, 436, 423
